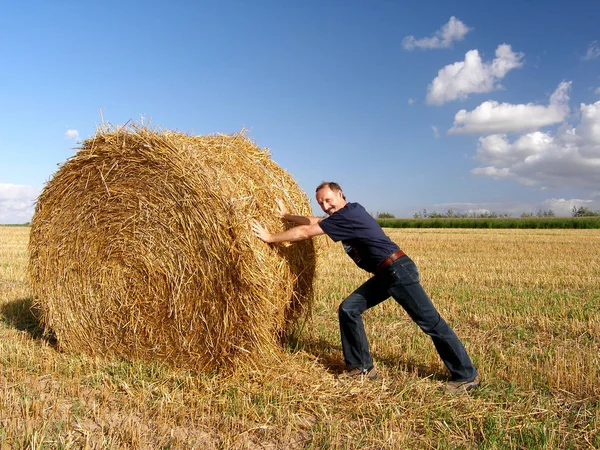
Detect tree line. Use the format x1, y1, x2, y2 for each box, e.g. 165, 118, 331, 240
374, 206, 600, 219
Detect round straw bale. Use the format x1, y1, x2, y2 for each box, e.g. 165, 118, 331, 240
28, 125, 317, 372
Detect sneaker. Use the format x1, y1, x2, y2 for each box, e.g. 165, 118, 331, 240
339, 366, 377, 381
445, 375, 480, 394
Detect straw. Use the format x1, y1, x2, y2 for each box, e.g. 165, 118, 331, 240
28, 124, 318, 373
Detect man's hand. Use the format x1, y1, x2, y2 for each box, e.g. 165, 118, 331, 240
275, 198, 288, 219
252, 220, 272, 243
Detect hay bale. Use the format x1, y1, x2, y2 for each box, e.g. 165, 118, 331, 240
28, 125, 317, 372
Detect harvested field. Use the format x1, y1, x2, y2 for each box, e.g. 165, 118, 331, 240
1, 227, 599, 448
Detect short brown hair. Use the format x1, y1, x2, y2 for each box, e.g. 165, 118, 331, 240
316, 181, 346, 200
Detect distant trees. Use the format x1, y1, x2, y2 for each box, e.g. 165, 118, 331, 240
572, 206, 600, 217
521, 209, 555, 218
405, 206, 600, 219
413, 208, 510, 219
376, 212, 395, 219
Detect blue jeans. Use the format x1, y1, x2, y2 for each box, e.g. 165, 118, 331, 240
338, 255, 478, 381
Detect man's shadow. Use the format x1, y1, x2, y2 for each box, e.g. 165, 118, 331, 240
1, 297, 56, 345
287, 335, 449, 381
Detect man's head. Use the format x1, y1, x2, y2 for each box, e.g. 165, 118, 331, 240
315, 181, 347, 216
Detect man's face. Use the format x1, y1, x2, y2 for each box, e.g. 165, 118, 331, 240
316, 187, 346, 216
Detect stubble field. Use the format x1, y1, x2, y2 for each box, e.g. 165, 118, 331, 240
1, 226, 599, 449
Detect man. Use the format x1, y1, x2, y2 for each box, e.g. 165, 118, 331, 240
252, 182, 480, 393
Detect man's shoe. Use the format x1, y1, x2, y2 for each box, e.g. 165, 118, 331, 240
339, 366, 377, 381
445, 375, 480, 394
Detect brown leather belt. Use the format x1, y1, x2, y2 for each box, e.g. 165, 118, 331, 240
375, 249, 405, 273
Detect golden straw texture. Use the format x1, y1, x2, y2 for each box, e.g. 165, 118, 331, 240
28, 125, 317, 373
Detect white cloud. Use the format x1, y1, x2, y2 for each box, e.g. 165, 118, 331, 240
432, 126, 440, 138
540, 198, 594, 216
577, 102, 600, 156
426, 44, 524, 105
583, 41, 600, 61
0, 184, 41, 224
449, 81, 571, 134
471, 101, 600, 190
595, 87, 600, 95
65, 129, 79, 140
403, 17, 471, 50
408, 98, 415, 105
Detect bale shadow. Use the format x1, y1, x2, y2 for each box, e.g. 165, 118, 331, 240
288, 335, 449, 381
286, 335, 346, 375
1, 297, 56, 345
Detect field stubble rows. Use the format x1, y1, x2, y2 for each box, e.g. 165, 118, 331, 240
0, 227, 599, 449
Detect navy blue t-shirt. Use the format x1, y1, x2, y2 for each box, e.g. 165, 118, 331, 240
318, 202, 400, 273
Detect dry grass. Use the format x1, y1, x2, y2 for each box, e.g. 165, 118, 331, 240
1, 226, 599, 449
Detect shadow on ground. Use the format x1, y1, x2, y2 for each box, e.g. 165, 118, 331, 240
287, 336, 346, 374
1, 297, 55, 345
289, 335, 448, 381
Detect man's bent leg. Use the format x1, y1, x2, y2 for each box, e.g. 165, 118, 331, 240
388, 259, 478, 381
338, 276, 389, 369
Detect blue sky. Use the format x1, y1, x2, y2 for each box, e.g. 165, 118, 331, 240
1, 0, 600, 223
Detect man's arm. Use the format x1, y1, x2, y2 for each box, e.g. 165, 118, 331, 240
276, 198, 322, 225
252, 220, 325, 243
282, 214, 322, 225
